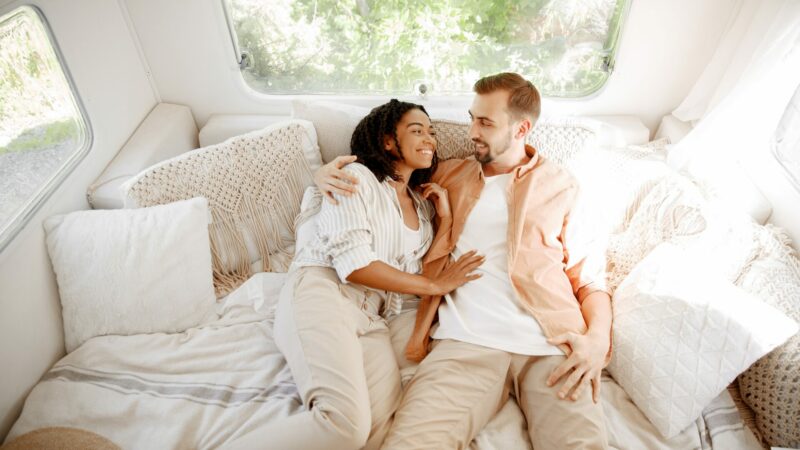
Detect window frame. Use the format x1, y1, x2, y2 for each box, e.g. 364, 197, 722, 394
0, 5, 93, 253
219, 0, 631, 99
772, 82, 800, 193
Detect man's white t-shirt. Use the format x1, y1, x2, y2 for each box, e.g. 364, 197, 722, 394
432, 173, 562, 356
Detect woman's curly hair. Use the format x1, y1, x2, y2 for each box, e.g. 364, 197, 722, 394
350, 99, 438, 189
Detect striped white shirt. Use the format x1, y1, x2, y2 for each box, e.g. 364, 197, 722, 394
292, 163, 435, 316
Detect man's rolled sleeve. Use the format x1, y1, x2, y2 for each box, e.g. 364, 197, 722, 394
562, 188, 611, 304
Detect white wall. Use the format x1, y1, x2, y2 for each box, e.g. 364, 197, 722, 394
125, 0, 739, 133
0, 0, 157, 440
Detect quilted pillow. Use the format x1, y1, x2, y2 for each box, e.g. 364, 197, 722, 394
608, 243, 797, 438
736, 225, 800, 448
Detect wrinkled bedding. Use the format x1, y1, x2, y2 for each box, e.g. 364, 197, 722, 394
7, 288, 761, 450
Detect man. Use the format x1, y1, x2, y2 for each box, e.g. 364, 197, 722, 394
316, 72, 611, 450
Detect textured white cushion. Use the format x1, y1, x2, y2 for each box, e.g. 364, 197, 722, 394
44, 197, 217, 353
608, 243, 798, 438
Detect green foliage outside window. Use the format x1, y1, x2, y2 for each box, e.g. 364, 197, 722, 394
0, 9, 81, 154
0, 6, 87, 244
227, 0, 628, 96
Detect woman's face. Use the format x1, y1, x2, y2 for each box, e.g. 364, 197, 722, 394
388, 108, 436, 170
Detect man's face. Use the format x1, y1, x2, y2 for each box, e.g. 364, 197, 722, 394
468, 90, 515, 164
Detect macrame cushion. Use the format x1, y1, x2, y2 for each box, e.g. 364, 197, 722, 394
736, 226, 800, 448
124, 120, 321, 297
565, 141, 675, 246
604, 174, 709, 292
432, 117, 600, 164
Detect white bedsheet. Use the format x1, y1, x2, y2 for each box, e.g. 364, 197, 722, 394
6, 277, 762, 450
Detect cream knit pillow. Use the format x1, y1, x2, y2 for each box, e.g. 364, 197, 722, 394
736, 225, 800, 448
44, 197, 217, 352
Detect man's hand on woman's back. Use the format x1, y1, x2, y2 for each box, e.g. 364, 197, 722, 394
315, 155, 359, 204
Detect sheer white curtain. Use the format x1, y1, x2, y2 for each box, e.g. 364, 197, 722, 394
666, 0, 800, 222
671, 0, 782, 125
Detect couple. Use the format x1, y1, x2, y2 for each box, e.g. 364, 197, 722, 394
224, 73, 612, 450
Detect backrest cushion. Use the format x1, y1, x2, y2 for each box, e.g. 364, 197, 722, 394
124, 120, 320, 297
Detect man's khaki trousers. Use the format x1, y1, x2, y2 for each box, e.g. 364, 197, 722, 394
382, 339, 609, 450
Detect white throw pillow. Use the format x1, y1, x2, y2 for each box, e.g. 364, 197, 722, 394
44, 197, 218, 352
608, 243, 798, 438
291, 99, 369, 164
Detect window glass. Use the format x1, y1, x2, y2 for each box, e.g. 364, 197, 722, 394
225, 0, 629, 97
772, 83, 800, 191
0, 6, 88, 248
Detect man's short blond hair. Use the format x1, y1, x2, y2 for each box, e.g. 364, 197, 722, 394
474, 72, 541, 125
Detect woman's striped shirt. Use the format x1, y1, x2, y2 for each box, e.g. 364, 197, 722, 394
292, 163, 434, 316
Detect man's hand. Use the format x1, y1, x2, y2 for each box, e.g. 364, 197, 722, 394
314, 155, 359, 204
545, 330, 610, 403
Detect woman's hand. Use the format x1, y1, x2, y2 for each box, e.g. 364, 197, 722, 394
428, 250, 484, 296
314, 155, 359, 204
420, 182, 451, 219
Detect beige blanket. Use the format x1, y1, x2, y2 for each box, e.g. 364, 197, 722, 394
7, 285, 761, 450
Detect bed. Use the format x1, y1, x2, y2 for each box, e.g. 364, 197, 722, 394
6, 104, 798, 450
5, 275, 764, 450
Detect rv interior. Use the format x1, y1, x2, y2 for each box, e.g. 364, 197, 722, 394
1, 0, 799, 448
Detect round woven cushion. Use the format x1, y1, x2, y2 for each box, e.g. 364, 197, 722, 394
736, 226, 800, 448
2, 427, 119, 450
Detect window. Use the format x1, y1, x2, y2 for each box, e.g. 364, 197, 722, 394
0, 6, 89, 250
773, 82, 800, 192
224, 0, 629, 97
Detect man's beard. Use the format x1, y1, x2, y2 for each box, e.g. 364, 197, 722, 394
474, 130, 513, 164
475, 143, 494, 164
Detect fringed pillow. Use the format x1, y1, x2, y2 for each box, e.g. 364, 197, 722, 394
605, 174, 709, 292
125, 120, 321, 297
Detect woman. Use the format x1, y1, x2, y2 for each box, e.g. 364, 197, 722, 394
222, 99, 484, 450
